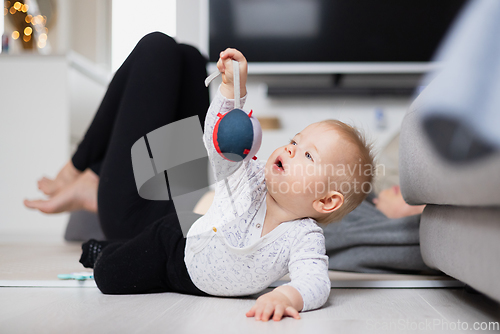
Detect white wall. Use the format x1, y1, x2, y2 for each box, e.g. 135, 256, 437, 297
175, 0, 205, 51
0, 56, 70, 236
68, 0, 112, 68
112, 0, 176, 71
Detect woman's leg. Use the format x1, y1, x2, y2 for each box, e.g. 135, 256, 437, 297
25, 33, 209, 238
94, 33, 209, 240
87, 212, 207, 296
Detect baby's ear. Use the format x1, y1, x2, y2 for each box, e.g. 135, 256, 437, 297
313, 191, 344, 214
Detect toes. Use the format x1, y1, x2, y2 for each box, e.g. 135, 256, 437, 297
38, 178, 61, 196
24, 198, 61, 214
23, 199, 34, 208
26, 170, 99, 215
24, 199, 47, 211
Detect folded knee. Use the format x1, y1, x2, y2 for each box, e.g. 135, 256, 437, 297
136, 32, 177, 54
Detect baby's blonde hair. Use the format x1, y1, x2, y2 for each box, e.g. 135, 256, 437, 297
314, 120, 375, 225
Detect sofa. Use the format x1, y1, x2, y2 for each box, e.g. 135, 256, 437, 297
399, 82, 500, 302
399, 0, 500, 302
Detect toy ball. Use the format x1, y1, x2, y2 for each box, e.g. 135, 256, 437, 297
213, 109, 262, 162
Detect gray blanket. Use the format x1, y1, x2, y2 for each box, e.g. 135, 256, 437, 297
321, 197, 440, 275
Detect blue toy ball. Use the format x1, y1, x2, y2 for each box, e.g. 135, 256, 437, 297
213, 109, 262, 162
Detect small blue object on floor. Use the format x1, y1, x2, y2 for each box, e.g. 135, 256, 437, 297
58, 272, 94, 281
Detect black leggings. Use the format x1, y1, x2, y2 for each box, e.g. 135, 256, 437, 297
72, 32, 208, 240
72, 32, 209, 295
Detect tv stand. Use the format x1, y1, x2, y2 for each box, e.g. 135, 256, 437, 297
266, 73, 418, 97
266, 85, 415, 97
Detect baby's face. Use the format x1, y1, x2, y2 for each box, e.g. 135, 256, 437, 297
265, 122, 347, 218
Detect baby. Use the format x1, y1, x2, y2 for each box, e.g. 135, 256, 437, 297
184, 49, 374, 320
81, 48, 374, 322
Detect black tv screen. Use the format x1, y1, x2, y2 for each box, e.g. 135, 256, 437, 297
209, 0, 467, 64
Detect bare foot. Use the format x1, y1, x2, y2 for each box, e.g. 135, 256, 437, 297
24, 169, 99, 214
38, 161, 82, 196
373, 185, 425, 219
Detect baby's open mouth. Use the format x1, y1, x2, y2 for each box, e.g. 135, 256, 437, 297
274, 157, 285, 172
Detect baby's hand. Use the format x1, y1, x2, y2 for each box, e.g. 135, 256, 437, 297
217, 48, 248, 99
246, 289, 301, 322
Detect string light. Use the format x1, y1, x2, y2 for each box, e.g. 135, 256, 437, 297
6, 1, 51, 50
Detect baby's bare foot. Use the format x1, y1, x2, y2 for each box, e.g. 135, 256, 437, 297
38, 161, 82, 196
24, 169, 99, 214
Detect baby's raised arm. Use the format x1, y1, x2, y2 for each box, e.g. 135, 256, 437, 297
217, 48, 248, 99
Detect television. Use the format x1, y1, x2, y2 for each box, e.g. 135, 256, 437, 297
207, 0, 468, 74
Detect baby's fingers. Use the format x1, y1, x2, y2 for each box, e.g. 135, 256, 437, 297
272, 304, 285, 321
220, 48, 246, 63
253, 305, 264, 321
284, 306, 301, 320
216, 58, 225, 73
260, 304, 276, 322
245, 305, 257, 318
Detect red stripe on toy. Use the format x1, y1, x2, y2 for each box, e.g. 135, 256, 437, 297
248, 110, 253, 117
212, 113, 238, 162
252, 156, 257, 160
213, 117, 223, 155
243, 149, 250, 155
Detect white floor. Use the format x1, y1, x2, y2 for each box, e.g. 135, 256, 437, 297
1, 286, 499, 333
1, 234, 499, 334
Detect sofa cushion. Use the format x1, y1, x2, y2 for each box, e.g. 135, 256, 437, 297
420, 205, 500, 302
399, 87, 500, 206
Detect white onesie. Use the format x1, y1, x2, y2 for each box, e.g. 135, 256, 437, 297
184, 87, 331, 311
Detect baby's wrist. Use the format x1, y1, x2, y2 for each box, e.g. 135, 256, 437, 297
220, 83, 234, 99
